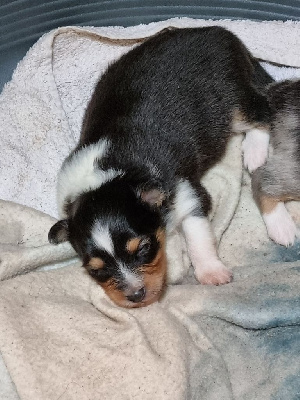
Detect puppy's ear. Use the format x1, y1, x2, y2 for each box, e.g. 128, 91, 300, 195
140, 188, 166, 208
48, 219, 69, 244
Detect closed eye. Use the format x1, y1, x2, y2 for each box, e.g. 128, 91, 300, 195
137, 238, 151, 256
134, 237, 160, 266
87, 265, 111, 282
126, 236, 152, 258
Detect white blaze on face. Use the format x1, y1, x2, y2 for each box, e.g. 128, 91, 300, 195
119, 264, 144, 293
92, 221, 114, 255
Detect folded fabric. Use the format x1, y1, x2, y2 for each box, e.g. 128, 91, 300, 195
0, 258, 299, 400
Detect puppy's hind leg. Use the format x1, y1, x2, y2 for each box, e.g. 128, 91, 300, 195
252, 166, 298, 247
262, 200, 297, 247
234, 88, 271, 173
242, 127, 270, 173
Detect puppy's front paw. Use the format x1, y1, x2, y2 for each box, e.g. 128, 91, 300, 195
242, 129, 269, 173
263, 203, 297, 247
195, 262, 233, 285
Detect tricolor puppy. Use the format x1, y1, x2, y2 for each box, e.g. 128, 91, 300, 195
252, 79, 300, 247
49, 27, 272, 308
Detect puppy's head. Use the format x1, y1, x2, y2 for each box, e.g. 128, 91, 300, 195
49, 179, 167, 308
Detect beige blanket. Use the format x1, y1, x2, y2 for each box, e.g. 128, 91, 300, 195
1, 18, 300, 400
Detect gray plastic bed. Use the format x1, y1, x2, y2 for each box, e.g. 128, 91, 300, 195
1, 0, 300, 89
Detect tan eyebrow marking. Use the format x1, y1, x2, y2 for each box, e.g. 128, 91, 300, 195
126, 237, 142, 254
156, 228, 165, 244
88, 257, 105, 270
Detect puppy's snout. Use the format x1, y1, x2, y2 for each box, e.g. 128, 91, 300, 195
126, 287, 146, 303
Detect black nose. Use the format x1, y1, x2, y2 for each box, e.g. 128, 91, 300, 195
126, 287, 146, 303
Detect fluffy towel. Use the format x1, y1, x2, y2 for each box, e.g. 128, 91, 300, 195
0, 18, 300, 400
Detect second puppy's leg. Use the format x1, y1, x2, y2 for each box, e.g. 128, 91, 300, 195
252, 165, 298, 247
233, 88, 271, 173
242, 127, 270, 173
261, 199, 297, 247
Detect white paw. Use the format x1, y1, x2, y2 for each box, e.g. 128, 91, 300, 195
194, 261, 233, 285
263, 203, 297, 247
242, 129, 269, 173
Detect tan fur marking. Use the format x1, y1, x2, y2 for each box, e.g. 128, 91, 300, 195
232, 109, 269, 134
156, 227, 165, 244
126, 237, 142, 254
260, 195, 298, 214
142, 247, 167, 299
232, 109, 246, 123
138, 228, 167, 303
88, 257, 104, 270
231, 110, 249, 133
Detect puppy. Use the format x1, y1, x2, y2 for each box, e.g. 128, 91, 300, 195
251, 79, 300, 247
49, 27, 273, 308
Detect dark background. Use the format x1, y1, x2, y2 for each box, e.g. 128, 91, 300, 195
1, 0, 300, 90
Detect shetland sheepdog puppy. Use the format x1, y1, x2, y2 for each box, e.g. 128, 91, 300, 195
49, 27, 272, 307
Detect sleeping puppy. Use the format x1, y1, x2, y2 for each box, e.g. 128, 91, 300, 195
251, 79, 300, 247
49, 26, 273, 308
